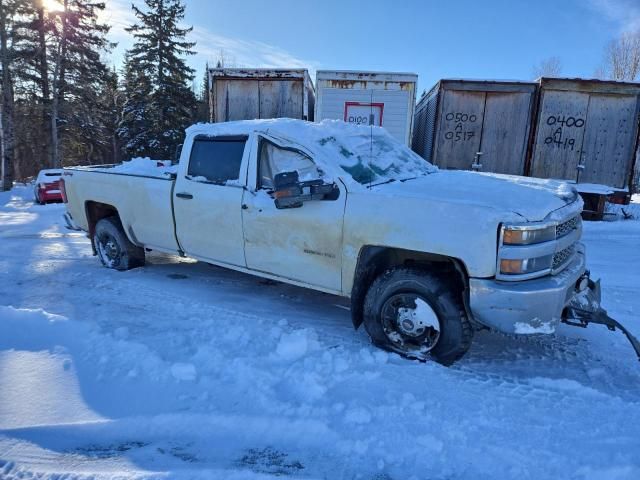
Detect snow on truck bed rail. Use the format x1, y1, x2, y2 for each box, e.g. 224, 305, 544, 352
70, 157, 178, 178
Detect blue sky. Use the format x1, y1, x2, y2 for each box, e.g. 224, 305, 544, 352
103, 0, 640, 93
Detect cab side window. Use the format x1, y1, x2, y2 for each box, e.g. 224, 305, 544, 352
259, 140, 320, 190
188, 136, 247, 184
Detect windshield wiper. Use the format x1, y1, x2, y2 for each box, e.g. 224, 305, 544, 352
367, 178, 396, 188
399, 175, 429, 183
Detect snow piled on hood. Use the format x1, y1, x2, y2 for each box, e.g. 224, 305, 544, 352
477, 172, 579, 204
187, 119, 436, 187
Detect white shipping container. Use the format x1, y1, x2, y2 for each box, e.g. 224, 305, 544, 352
315, 70, 418, 146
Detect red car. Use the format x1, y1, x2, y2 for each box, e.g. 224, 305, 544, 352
34, 169, 64, 204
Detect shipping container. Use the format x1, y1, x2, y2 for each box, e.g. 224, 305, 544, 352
315, 70, 418, 146
412, 79, 537, 175
208, 68, 315, 122
529, 78, 640, 194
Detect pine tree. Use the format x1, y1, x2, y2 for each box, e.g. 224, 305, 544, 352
101, 68, 123, 164
118, 53, 156, 157
48, 0, 111, 167
10, 0, 53, 171
195, 63, 209, 122
123, 0, 197, 159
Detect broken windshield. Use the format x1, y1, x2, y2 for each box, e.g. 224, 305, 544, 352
317, 130, 436, 185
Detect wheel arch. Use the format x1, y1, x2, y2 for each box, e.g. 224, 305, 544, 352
85, 201, 138, 254
350, 246, 471, 330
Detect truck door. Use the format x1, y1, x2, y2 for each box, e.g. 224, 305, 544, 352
173, 135, 249, 266
241, 135, 346, 292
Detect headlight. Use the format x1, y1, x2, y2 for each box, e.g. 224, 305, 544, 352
502, 224, 555, 245
500, 255, 553, 275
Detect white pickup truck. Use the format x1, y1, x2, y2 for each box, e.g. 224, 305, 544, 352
61, 119, 639, 364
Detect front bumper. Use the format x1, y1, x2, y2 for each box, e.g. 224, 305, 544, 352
469, 243, 587, 334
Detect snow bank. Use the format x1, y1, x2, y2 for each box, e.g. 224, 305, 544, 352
2, 184, 640, 479
273, 328, 320, 361
605, 194, 640, 221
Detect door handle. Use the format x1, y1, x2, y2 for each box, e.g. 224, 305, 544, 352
241, 204, 248, 210
176, 192, 193, 199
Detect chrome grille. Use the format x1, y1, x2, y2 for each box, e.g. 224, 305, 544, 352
552, 245, 575, 271
556, 215, 580, 238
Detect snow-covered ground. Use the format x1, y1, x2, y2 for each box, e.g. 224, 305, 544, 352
0, 184, 639, 480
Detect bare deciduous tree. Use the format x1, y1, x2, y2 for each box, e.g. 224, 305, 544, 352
599, 31, 640, 81
532, 56, 563, 79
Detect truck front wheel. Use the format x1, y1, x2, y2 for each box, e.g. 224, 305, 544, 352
94, 217, 145, 271
363, 268, 473, 365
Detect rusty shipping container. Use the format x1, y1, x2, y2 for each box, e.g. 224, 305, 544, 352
529, 78, 640, 196
208, 68, 315, 122
315, 70, 417, 146
412, 79, 538, 175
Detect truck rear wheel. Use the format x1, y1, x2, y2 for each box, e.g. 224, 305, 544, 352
94, 217, 145, 271
363, 268, 473, 365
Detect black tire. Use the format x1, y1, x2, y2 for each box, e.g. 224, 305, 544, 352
363, 267, 473, 365
94, 216, 145, 271
35, 191, 44, 205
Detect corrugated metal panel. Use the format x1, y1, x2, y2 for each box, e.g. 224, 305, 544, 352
412, 83, 440, 163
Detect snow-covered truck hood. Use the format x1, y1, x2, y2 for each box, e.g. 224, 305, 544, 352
369, 170, 580, 222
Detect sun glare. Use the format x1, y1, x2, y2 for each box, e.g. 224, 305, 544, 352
42, 0, 65, 12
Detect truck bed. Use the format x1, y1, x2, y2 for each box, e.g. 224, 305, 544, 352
63, 160, 180, 253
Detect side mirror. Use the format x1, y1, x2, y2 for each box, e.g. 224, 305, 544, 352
273, 171, 304, 209
273, 171, 340, 209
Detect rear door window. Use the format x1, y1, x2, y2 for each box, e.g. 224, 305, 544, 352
187, 136, 247, 184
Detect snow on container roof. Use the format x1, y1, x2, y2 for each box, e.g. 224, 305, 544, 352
208, 68, 310, 80
317, 70, 417, 83
537, 77, 640, 94
187, 118, 436, 187
418, 78, 537, 101
438, 78, 538, 85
